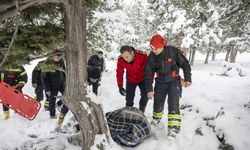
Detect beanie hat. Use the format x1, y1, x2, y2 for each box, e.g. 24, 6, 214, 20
88, 67, 101, 79
150, 34, 167, 49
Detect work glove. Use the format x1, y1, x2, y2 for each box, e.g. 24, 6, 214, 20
118, 86, 126, 96
15, 85, 23, 92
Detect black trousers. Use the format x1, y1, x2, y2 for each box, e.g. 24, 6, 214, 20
92, 81, 99, 95
47, 86, 64, 117
3, 104, 9, 111
125, 81, 148, 112
153, 78, 182, 132
60, 104, 69, 115
153, 79, 182, 114
35, 85, 44, 101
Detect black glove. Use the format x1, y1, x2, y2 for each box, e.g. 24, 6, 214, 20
15, 86, 23, 92
118, 86, 126, 96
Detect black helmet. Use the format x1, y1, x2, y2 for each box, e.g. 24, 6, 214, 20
87, 67, 101, 79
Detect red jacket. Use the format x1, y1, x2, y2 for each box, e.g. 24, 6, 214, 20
116, 50, 147, 87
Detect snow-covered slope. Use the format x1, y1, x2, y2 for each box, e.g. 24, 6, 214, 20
1, 53, 250, 150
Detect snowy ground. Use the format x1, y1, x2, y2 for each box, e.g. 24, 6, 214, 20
1, 53, 250, 150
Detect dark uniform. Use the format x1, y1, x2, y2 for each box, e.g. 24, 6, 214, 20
32, 63, 44, 101
87, 66, 101, 95
32, 61, 50, 109
41, 59, 65, 118
144, 46, 191, 133
0, 66, 27, 119
87, 54, 105, 72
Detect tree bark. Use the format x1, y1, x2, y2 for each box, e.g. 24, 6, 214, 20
229, 46, 237, 63
190, 49, 196, 66
211, 50, 216, 61
63, 1, 108, 149
204, 49, 211, 64
225, 49, 231, 62
188, 50, 192, 63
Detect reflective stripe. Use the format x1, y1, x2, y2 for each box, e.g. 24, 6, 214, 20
44, 101, 49, 107
168, 114, 181, 119
5, 68, 22, 72
168, 121, 181, 126
168, 123, 181, 126
20, 71, 27, 77
18, 81, 26, 85
0, 73, 4, 80
168, 114, 181, 127
153, 111, 163, 119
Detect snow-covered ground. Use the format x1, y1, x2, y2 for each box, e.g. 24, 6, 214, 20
1, 52, 250, 150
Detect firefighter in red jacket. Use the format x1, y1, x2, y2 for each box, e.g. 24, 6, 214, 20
116, 45, 148, 112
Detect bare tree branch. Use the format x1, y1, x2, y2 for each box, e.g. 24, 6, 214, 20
0, 0, 21, 67
27, 48, 66, 62
0, 0, 67, 22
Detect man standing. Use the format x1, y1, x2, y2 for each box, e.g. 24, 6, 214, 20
116, 45, 148, 113
32, 60, 50, 110
144, 35, 192, 139
41, 50, 65, 119
87, 51, 105, 73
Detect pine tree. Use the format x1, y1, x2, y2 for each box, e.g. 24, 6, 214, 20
0, 1, 109, 150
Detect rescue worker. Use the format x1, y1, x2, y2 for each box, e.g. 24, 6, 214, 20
144, 34, 192, 139
116, 45, 148, 113
87, 66, 101, 95
32, 60, 50, 110
87, 51, 105, 73
0, 63, 27, 120
41, 50, 65, 119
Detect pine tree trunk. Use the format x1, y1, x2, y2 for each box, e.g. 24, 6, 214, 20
63, 1, 108, 150
188, 50, 192, 63
225, 49, 231, 62
190, 49, 196, 66
229, 47, 237, 63
211, 50, 216, 61
204, 49, 211, 64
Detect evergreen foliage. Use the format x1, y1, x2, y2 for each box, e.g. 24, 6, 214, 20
0, 1, 108, 66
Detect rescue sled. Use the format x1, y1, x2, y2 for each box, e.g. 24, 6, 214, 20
0, 81, 41, 120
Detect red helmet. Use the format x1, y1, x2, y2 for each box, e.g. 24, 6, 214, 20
150, 34, 167, 49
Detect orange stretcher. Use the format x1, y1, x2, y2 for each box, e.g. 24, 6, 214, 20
0, 81, 41, 120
